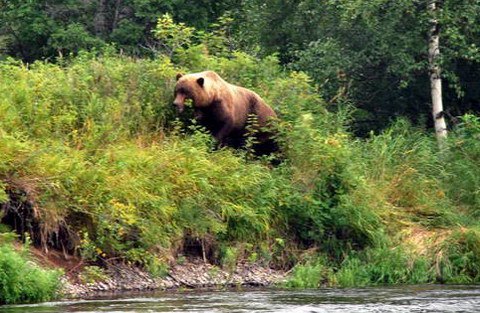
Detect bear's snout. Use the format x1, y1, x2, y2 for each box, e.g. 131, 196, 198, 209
173, 102, 185, 113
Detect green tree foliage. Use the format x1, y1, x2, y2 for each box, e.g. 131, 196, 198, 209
152, 13, 195, 57
236, 0, 480, 134
0, 0, 55, 61
0, 0, 237, 61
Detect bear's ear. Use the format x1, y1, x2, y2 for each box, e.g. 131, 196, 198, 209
176, 73, 183, 81
197, 77, 205, 88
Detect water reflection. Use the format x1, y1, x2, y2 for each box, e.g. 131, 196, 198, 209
1, 285, 480, 313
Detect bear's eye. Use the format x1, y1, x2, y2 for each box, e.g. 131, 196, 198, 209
177, 87, 190, 96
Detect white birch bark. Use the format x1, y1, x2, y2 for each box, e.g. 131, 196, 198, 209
428, 0, 448, 145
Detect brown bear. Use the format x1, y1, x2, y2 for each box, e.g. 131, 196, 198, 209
173, 70, 278, 156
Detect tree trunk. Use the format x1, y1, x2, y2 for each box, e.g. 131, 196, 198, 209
94, 0, 108, 37
428, 0, 447, 146
112, 0, 122, 32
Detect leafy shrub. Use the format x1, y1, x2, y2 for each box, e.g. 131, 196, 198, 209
0, 244, 61, 304
78, 266, 109, 284
220, 246, 238, 271
285, 258, 328, 288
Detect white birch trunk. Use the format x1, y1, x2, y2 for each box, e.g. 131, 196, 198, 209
428, 0, 448, 146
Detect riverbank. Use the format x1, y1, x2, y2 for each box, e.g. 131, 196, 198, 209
61, 259, 286, 298
2, 53, 480, 306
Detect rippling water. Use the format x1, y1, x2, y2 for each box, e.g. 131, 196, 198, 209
1, 285, 480, 313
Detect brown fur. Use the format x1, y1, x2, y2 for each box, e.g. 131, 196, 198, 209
173, 71, 277, 155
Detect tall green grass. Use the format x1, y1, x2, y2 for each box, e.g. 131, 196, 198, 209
445, 114, 480, 218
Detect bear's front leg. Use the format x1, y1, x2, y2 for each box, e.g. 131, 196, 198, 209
194, 108, 204, 121
213, 118, 234, 147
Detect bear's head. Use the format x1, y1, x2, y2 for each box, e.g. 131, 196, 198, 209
173, 72, 211, 113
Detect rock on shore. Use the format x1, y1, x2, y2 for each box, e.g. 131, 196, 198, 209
62, 259, 286, 298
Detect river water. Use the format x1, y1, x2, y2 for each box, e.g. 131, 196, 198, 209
1, 285, 480, 313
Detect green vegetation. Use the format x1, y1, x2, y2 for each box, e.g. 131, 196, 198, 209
78, 266, 109, 284
0, 236, 61, 304
1, 46, 480, 291
1, 1, 480, 304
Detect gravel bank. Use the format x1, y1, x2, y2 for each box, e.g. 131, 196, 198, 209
62, 259, 286, 298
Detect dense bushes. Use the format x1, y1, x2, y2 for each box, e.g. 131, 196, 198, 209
0, 51, 288, 262
0, 241, 61, 304
1, 45, 480, 298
